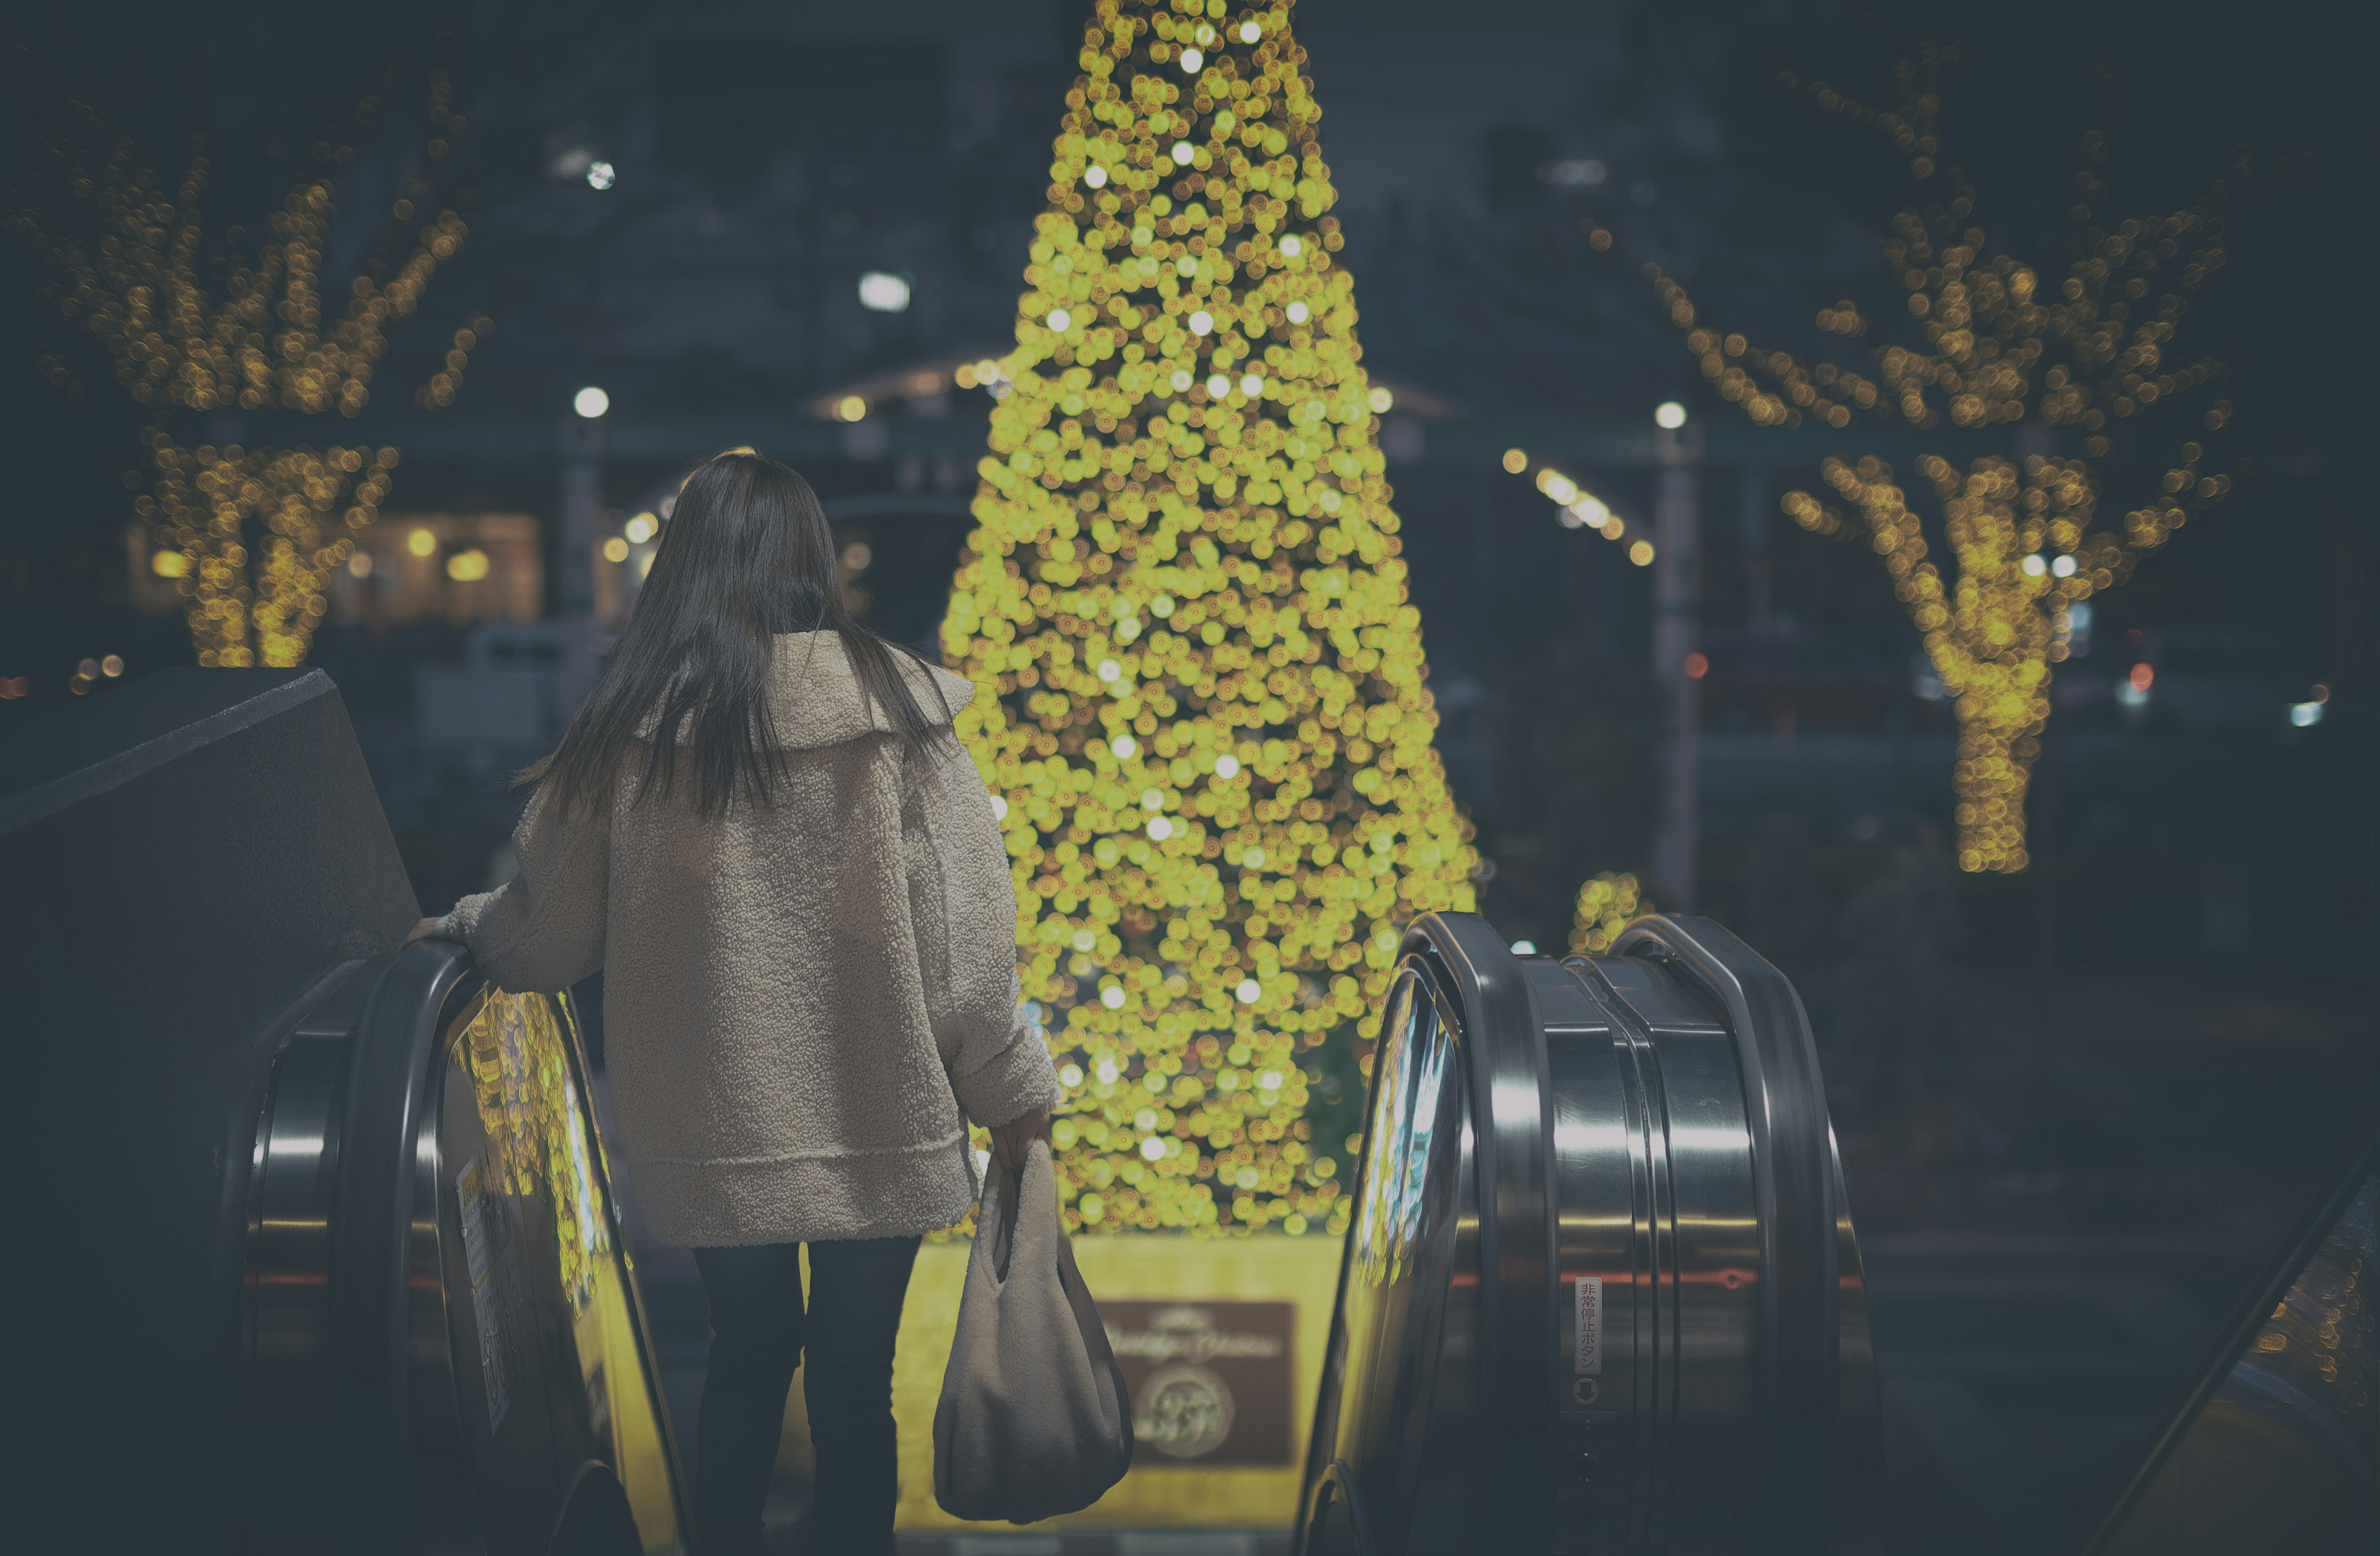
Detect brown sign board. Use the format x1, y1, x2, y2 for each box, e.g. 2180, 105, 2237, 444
1100, 1300, 1296, 1467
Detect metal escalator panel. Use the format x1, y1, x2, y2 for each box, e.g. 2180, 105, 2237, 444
1296, 911, 1876, 1556
2085, 1132, 2380, 1556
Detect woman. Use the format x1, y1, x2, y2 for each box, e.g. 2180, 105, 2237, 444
409, 451, 1054, 1555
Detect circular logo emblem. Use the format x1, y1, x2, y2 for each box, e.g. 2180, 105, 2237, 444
1134, 1361, 1237, 1459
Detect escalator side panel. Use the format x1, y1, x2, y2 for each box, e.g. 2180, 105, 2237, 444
2, 668, 416, 1555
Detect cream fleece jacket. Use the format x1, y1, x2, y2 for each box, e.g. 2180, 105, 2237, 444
442, 631, 1056, 1247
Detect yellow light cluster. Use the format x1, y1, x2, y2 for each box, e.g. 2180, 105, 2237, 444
943, 0, 1477, 1239
1569, 871, 1649, 956
1642, 45, 2238, 872
462, 989, 611, 1309
139, 432, 400, 666
15, 73, 479, 667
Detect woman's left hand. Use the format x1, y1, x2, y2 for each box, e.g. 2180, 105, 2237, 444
989, 1108, 1053, 1173
404, 916, 444, 947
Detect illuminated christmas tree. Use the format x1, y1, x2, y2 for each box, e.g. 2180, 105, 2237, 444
943, 0, 1476, 1236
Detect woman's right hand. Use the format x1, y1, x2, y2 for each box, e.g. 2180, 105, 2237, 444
989, 1107, 1053, 1173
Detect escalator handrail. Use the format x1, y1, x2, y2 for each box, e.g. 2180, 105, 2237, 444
2079, 1121, 2380, 1554
1399, 912, 1557, 1545
1609, 914, 1843, 1528
331, 940, 477, 1399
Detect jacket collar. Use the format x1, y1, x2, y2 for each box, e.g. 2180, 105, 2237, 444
765, 631, 975, 750
641, 632, 976, 749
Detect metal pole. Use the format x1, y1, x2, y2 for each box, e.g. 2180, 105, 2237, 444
1742, 465, 1773, 640
1652, 426, 1702, 909
555, 415, 605, 731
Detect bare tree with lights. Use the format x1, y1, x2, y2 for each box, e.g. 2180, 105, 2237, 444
1640, 45, 2256, 873
11, 62, 485, 668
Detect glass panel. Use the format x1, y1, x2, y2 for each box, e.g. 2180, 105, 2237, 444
1354, 972, 1423, 1288
1392, 995, 1451, 1283
2099, 1169, 2377, 1555
449, 989, 684, 1554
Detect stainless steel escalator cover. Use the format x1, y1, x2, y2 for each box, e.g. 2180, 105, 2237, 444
1296, 911, 1879, 1556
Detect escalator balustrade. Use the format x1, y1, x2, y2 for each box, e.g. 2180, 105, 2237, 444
3, 668, 688, 1555
244, 941, 687, 1554
1297, 911, 1882, 1555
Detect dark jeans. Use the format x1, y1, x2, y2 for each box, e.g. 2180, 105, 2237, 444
691, 1236, 921, 1556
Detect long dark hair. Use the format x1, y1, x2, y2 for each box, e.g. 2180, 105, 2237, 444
526, 451, 949, 818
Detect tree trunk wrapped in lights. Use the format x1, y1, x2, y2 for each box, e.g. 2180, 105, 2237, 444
943, 0, 1476, 1237
14, 67, 482, 667
1639, 46, 2244, 872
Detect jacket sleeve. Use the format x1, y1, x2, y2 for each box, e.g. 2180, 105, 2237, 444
438, 785, 609, 994
904, 732, 1057, 1129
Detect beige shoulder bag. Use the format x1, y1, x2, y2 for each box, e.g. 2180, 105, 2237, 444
932, 1138, 1135, 1522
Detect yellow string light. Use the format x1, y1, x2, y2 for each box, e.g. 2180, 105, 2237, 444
14, 69, 481, 667
945, 0, 1476, 1239
1639, 45, 2239, 872
1569, 871, 1649, 956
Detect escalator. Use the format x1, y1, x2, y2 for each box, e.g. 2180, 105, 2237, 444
10, 666, 2372, 1554
3, 668, 687, 1555
2082, 1126, 2379, 1555
1294, 911, 1881, 1555
242, 943, 684, 1554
